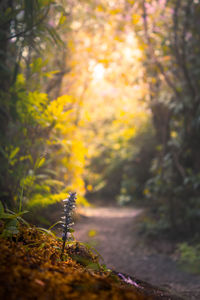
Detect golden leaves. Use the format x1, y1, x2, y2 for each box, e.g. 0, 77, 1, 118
132, 14, 141, 25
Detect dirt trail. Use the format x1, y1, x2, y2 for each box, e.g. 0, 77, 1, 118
74, 206, 200, 300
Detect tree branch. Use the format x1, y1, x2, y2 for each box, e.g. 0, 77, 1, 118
142, 0, 181, 100
173, 0, 196, 99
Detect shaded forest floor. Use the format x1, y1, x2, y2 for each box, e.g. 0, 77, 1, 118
74, 205, 200, 300
0, 218, 182, 300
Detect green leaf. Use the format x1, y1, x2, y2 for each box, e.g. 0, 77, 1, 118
16, 216, 29, 226
59, 14, 66, 26
31, 57, 43, 73
35, 157, 46, 169
0, 213, 15, 219
79, 242, 104, 261
37, 227, 56, 237
46, 25, 63, 45
9, 147, 20, 160
70, 255, 92, 266
48, 221, 63, 230
86, 262, 101, 271
38, 0, 52, 7
1, 219, 19, 237
0, 210, 28, 220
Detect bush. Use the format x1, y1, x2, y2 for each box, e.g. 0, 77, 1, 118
178, 243, 200, 274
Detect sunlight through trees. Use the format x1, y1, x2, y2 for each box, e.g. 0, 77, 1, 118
1, 0, 200, 238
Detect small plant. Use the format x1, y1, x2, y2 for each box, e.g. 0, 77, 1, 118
60, 192, 77, 260
178, 242, 200, 274
0, 201, 28, 238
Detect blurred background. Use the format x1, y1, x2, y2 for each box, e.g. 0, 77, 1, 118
1, 0, 200, 298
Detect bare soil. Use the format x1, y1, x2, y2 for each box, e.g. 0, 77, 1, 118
74, 206, 200, 300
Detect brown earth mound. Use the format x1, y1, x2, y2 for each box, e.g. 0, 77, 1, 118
0, 223, 182, 300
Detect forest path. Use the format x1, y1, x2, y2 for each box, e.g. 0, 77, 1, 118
74, 206, 200, 300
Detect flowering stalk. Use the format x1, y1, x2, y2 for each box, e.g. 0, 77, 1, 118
60, 192, 77, 260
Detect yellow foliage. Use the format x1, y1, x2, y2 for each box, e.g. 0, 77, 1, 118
88, 229, 97, 237
81, 109, 90, 122
47, 95, 73, 120
123, 128, 136, 140
28, 191, 89, 208
96, 5, 104, 12
21, 88, 89, 208
113, 143, 121, 150
143, 189, 150, 196
109, 8, 121, 15
132, 14, 141, 25
16, 73, 25, 84
52, 6, 152, 207
98, 58, 110, 65
87, 184, 93, 191
59, 14, 67, 25
114, 36, 124, 42
170, 131, 178, 138
28, 192, 68, 208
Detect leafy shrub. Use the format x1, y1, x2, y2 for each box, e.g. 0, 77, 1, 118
178, 243, 200, 274
87, 120, 156, 205
119, 122, 156, 203
139, 214, 171, 238
0, 201, 28, 238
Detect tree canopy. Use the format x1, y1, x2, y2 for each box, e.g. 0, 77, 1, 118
1, 0, 200, 237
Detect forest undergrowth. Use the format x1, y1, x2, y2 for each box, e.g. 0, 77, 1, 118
0, 211, 183, 300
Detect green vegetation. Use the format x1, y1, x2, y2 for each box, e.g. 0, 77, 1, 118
0, 0, 87, 216
0, 201, 28, 237
139, 0, 200, 238
178, 242, 200, 274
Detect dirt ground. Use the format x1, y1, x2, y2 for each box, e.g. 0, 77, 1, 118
74, 206, 200, 300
